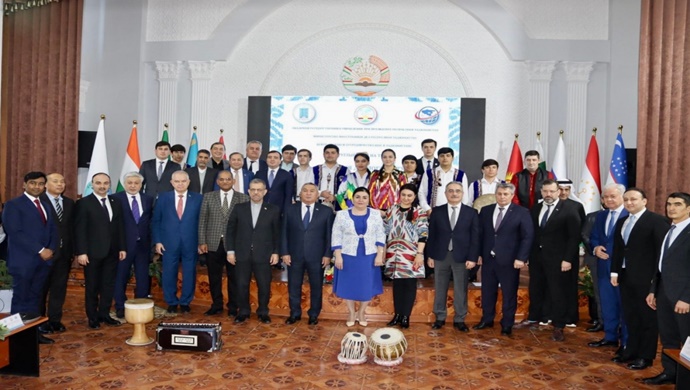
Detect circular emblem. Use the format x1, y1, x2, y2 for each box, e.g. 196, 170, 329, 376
341, 55, 390, 96
354, 105, 377, 125
414, 106, 441, 125
292, 103, 316, 123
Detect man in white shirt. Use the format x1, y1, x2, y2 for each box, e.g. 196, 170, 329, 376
418, 147, 470, 212
469, 159, 503, 205
186, 149, 218, 194
313, 144, 349, 210
227, 152, 253, 194
294, 148, 315, 200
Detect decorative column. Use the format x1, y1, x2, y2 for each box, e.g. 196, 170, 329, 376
525, 61, 557, 158
155, 61, 182, 143
563, 61, 594, 183
187, 61, 216, 149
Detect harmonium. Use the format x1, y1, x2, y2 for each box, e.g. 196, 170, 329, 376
156, 322, 222, 352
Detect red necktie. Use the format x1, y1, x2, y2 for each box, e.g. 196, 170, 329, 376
177, 195, 184, 219
34, 199, 46, 224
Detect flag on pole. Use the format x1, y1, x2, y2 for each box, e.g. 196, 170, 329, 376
505, 137, 523, 182
535, 133, 547, 171
606, 131, 628, 188
550, 132, 568, 180
83, 116, 110, 196
219, 129, 227, 160
577, 132, 602, 214
116, 122, 142, 192
187, 129, 199, 167
162, 124, 170, 161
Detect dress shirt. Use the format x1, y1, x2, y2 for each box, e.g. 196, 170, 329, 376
126, 192, 143, 213
611, 208, 646, 276
24, 192, 49, 253
538, 199, 559, 225
419, 167, 459, 210
605, 204, 625, 233
250, 201, 262, 227
447, 203, 461, 229
318, 164, 339, 193
471, 177, 500, 203
232, 168, 244, 193
219, 189, 234, 206
174, 191, 188, 214
281, 162, 294, 171
301, 203, 315, 223
156, 158, 169, 173
246, 158, 260, 174
422, 158, 434, 169
493, 204, 508, 228
295, 166, 314, 197
46, 192, 63, 214
267, 168, 278, 187
198, 167, 207, 185
97, 195, 113, 221
659, 217, 690, 271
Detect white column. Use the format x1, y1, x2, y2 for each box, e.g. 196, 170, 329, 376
563, 61, 594, 183
155, 61, 182, 143
524, 61, 557, 160
187, 61, 217, 149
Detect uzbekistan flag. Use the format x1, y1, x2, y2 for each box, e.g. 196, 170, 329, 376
606, 132, 628, 188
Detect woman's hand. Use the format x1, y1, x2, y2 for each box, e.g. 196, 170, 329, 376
374, 252, 384, 267
335, 256, 344, 270
413, 253, 424, 270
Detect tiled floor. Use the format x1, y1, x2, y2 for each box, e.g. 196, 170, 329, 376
0, 290, 674, 389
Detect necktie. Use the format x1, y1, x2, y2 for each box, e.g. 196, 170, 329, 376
268, 170, 275, 187
34, 199, 46, 224
177, 195, 184, 219
222, 192, 229, 214
157, 161, 164, 180
540, 204, 552, 228
606, 210, 617, 238
54, 197, 63, 222
131, 196, 140, 224
233, 170, 241, 192
250, 160, 255, 173
101, 198, 110, 220
662, 225, 676, 257
448, 206, 458, 251
303, 205, 311, 230
623, 215, 636, 244
495, 207, 505, 230
426, 160, 432, 176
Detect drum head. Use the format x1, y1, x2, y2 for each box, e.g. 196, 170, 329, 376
473, 194, 496, 211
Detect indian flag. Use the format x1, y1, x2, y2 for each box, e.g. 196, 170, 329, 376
116, 122, 142, 192
83, 116, 110, 196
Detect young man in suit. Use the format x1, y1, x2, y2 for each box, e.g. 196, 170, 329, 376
644, 192, 690, 385
281, 183, 334, 325
418, 147, 470, 210
38, 173, 75, 336
611, 187, 669, 370
75, 173, 127, 329
244, 140, 267, 174
226, 178, 281, 324
170, 144, 188, 170
198, 170, 249, 317
415, 138, 439, 176
227, 152, 253, 194
474, 183, 533, 335
139, 141, 178, 198
2, 171, 59, 344
255, 150, 294, 214
281, 144, 297, 175
152, 170, 203, 314
427, 181, 479, 332
186, 149, 218, 194
112, 172, 154, 319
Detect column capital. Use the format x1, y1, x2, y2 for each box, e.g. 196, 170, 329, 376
563, 61, 595, 83
525, 61, 557, 82
187, 61, 217, 80
155, 61, 183, 80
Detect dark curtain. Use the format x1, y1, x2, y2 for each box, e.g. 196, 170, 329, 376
0, 0, 83, 202
638, 0, 690, 212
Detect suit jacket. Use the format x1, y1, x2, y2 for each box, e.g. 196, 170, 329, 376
39, 193, 75, 256
244, 158, 267, 173
281, 202, 334, 261
255, 168, 294, 213
198, 190, 249, 251
210, 159, 230, 171
139, 159, 179, 198
186, 166, 219, 194
151, 191, 203, 253
74, 194, 126, 259
226, 201, 281, 262
589, 208, 628, 259
2, 194, 59, 271
416, 157, 440, 175
652, 223, 690, 302
112, 192, 154, 252
213, 168, 254, 193
530, 199, 582, 265
427, 203, 479, 263
612, 210, 669, 286
478, 203, 533, 266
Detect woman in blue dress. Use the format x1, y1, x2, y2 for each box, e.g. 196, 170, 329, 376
332, 187, 386, 326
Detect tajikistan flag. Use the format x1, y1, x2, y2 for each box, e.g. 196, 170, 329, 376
83, 116, 110, 196
116, 122, 142, 192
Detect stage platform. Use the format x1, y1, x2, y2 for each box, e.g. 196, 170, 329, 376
68, 265, 591, 324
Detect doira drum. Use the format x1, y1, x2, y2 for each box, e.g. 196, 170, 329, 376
337, 332, 368, 364
124, 298, 155, 346
369, 327, 408, 366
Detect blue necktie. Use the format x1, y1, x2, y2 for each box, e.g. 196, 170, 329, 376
663, 225, 676, 257
623, 215, 636, 244
131, 196, 140, 224
606, 210, 617, 238
540, 204, 552, 228
268, 170, 275, 188
303, 205, 311, 230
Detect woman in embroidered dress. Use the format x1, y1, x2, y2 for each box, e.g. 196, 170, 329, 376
336, 153, 371, 209
369, 149, 406, 214
331, 187, 386, 326
401, 155, 421, 188
383, 183, 428, 329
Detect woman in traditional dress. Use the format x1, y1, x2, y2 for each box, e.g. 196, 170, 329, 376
401, 154, 421, 188
368, 149, 406, 214
383, 183, 428, 328
332, 187, 386, 326
336, 152, 371, 209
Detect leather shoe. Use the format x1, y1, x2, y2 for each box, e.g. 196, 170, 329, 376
514, 319, 537, 329
88, 319, 101, 329
588, 339, 618, 348
258, 315, 271, 324
643, 372, 675, 385
285, 316, 301, 325
387, 314, 401, 326
473, 321, 494, 330
39, 334, 55, 344
204, 307, 222, 316
308, 317, 318, 325
100, 316, 122, 326
50, 322, 66, 333
227, 310, 237, 317
627, 358, 653, 370
234, 315, 248, 323
454, 322, 469, 332
179, 305, 191, 313
115, 309, 125, 319
612, 354, 633, 363
552, 328, 565, 341
167, 305, 178, 313
400, 316, 410, 329
431, 320, 445, 329
501, 326, 512, 336
38, 323, 53, 334
586, 323, 603, 332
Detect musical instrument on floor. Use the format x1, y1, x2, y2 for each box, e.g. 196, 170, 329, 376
368, 327, 407, 366
156, 322, 222, 352
124, 298, 154, 346
337, 331, 368, 364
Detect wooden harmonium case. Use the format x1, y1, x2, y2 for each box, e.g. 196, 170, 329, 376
156, 322, 222, 352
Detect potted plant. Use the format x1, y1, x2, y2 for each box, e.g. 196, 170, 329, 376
0, 259, 12, 313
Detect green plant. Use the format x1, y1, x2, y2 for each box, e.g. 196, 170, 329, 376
578, 266, 594, 297
0, 260, 12, 290
0, 323, 8, 340
148, 258, 162, 287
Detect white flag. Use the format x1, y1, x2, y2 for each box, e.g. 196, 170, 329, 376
83, 118, 110, 196
550, 134, 567, 181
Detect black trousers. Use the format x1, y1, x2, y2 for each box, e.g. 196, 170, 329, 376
658, 279, 690, 376
392, 278, 418, 317
40, 247, 72, 322
527, 256, 572, 329
619, 270, 658, 360
287, 256, 323, 318
83, 252, 118, 321
207, 240, 238, 313
235, 250, 272, 316
480, 258, 520, 327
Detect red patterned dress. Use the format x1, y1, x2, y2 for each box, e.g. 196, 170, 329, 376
383, 205, 428, 279
368, 169, 406, 211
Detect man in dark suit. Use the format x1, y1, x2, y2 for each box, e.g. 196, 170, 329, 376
226, 178, 281, 324
75, 173, 127, 329
611, 187, 669, 370
473, 183, 533, 335
519, 179, 582, 342
210, 142, 230, 171
186, 149, 218, 194
198, 170, 249, 317
38, 173, 75, 336
152, 170, 203, 313
427, 181, 479, 331
415, 138, 439, 176
244, 140, 268, 174
2, 172, 58, 343
644, 192, 690, 385
227, 152, 253, 194
139, 141, 178, 198
112, 172, 154, 319
281, 183, 334, 325
255, 150, 294, 214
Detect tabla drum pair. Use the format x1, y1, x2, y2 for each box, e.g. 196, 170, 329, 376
338, 327, 408, 366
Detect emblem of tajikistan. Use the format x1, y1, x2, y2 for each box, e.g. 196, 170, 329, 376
341, 55, 390, 96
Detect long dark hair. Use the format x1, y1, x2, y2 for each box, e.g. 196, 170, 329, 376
399, 183, 419, 222
378, 148, 396, 182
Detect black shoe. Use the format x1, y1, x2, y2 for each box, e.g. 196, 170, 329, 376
167, 305, 178, 313
227, 310, 237, 318
39, 334, 55, 344
258, 315, 271, 324
180, 305, 191, 313
472, 321, 494, 330
308, 317, 318, 325
627, 358, 653, 370
400, 316, 410, 329
204, 307, 222, 316
50, 322, 66, 333
115, 309, 125, 319
431, 320, 444, 329
88, 319, 101, 329
586, 323, 604, 332
612, 354, 634, 363
234, 315, 248, 323
552, 328, 565, 341
38, 323, 53, 334
454, 322, 469, 332
588, 338, 618, 348
501, 326, 512, 336
285, 316, 301, 325
387, 314, 401, 327
100, 316, 122, 327
643, 372, 675, 385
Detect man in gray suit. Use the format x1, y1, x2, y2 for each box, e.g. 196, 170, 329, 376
198, 170, 249, 316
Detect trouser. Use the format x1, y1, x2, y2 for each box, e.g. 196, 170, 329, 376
657, 278, 690, 376
287, 255, 324, 318
207, 240, 238, 313
114, 242, 150, 310
236, 250, 272, 316
597, 258, 628, 344
619, 271, 658, 360
10, 256, 52, 315
83, 253, 118, 320
480, 258, 520, 327
433, 252, 468, 323
393, 278, 418, 317
40, 249, 71, 321
162, 246, 197, 306
527, 256, 571, 329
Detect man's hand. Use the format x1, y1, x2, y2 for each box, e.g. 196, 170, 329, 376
155, 243, 165, 255
646, 293, 657, 310
119, 251, 127, 261
675, 300, 690, 314
477, 256, 483, 265
39, 248, 54, 261
226, 253, 236, 265
282, 255, 292, 267
270, 254, 279, 265
321, 257, 331, 268
561, 261, 571, 272
198, 244, 208, 254
465, 261, 476, 270
611, 275, 618, 286
77, 254, 89, 266
594, 245, 609, 260
428, 258, 435, 269
514, 260, 525, 269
